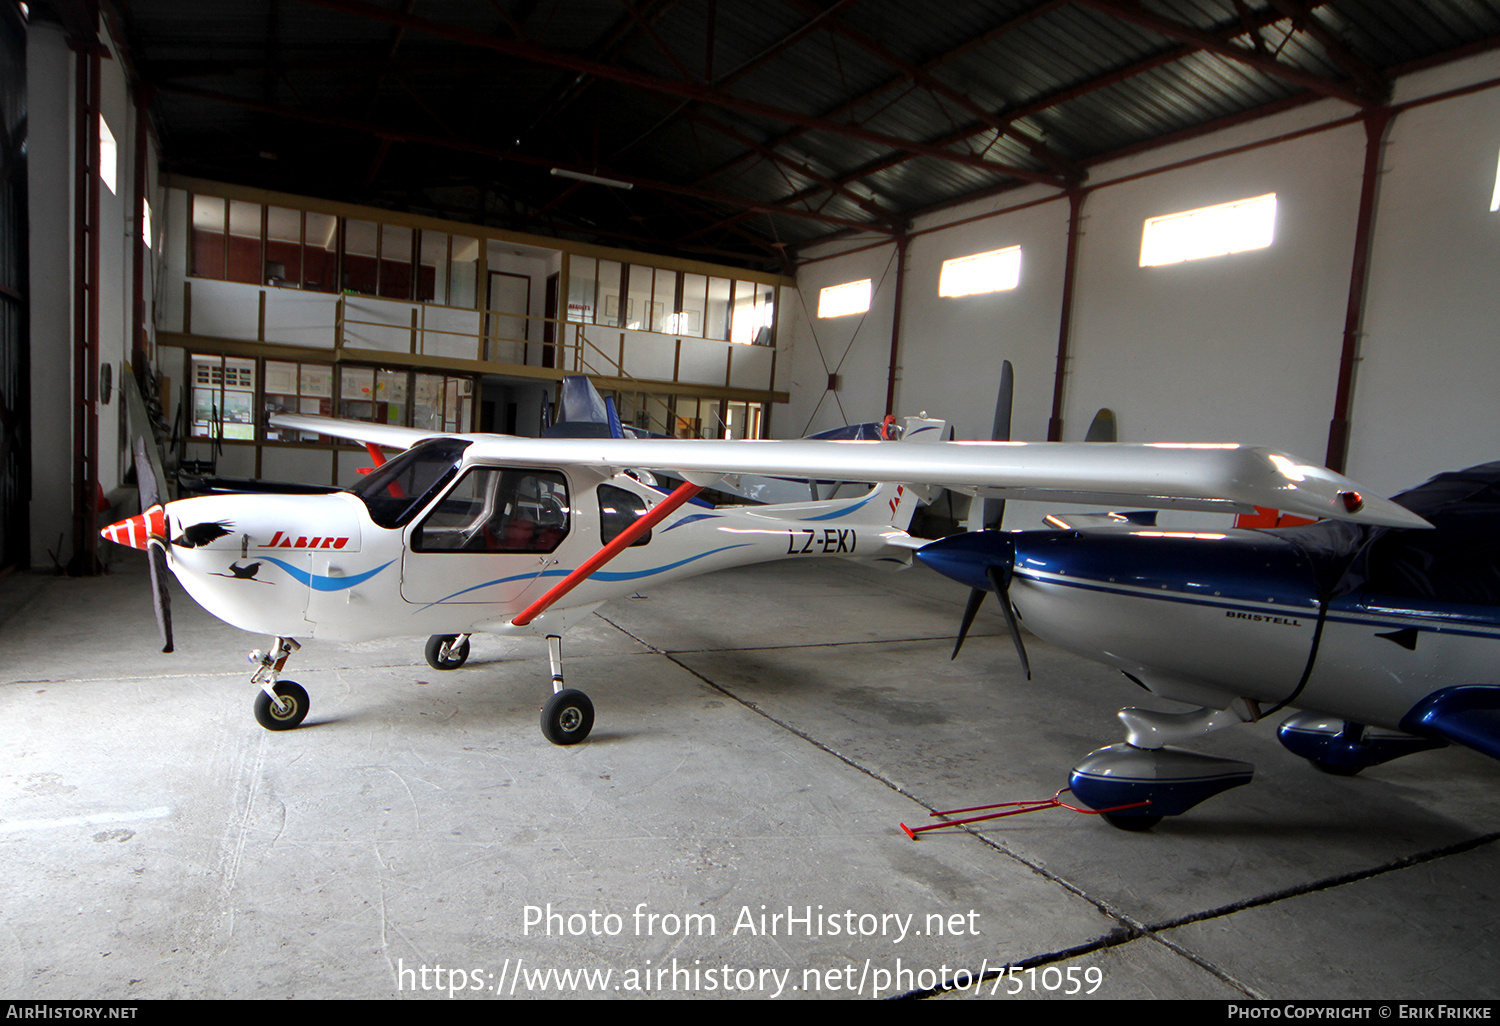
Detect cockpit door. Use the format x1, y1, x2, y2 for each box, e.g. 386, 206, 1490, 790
400, 466, 573, 607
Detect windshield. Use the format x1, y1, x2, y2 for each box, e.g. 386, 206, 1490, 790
347, 438, 472, 529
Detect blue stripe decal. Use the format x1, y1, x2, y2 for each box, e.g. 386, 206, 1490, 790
590, 544, 751, 581
416, 544, 753, 608
804, 495, 876, 521
264, 557, 396, 592
1017, 571, 1319, 619
1020, 571, 1500, 641
662, 512, 721, 532
417, 568, 570, 609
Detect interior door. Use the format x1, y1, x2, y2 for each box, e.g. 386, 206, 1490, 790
486, 271, 532, 365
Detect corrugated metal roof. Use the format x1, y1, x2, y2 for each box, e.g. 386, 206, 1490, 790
60, 0, 1500, 269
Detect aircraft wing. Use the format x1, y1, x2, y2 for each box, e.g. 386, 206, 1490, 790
271, 413, 457, 451
269, 414, 1427, 529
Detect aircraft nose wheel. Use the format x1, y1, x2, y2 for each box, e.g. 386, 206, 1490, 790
541, 689, 594, 745
254, 681, 310, 731
425, 634, 471, 670
1101, 811, 1163, 831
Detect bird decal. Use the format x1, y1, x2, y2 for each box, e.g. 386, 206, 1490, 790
172, 520, 234, 548
209, 560, 270, 584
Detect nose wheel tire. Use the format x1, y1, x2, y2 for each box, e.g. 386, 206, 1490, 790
254, 681, 310, 731
541, 689, 594, 745
1309, 758, 1363, 776
425, 634, 470, 670
1102, 812, 1163, 831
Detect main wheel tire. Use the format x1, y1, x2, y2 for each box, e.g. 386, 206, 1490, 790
254, 681, 310, 731
541, 689, 594, 746
1102, 812, 1162, 831
425, 634, 470, 670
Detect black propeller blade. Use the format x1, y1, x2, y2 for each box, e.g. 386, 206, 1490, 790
987, 565, 1031, 681
948, 561, 1031, 680
953, 361, 1016, 661
132, 436, 173, 653
147, 541, 174, 654
981, 359, 1013, 531
134, 436, 160, 511
951, 587, 988, 660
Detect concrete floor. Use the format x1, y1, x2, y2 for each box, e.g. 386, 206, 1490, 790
1, 552, 1497, 1000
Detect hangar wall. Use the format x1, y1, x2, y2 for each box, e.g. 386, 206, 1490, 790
24, 12, 164, 569
780, 50, 1500, 501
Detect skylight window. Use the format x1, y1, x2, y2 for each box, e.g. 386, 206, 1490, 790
1140, 193, 1277, 267
1490, 148, 1500, 212
939, 245, 1022, 298
98, 115, 117, 195
818, 279, 871, 318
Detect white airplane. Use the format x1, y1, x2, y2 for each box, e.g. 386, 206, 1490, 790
100, 416, 1422, 750
918, 461, 1500, 829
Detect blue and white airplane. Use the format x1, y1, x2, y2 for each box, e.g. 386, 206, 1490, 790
100, 417, 1419, 752
918, 461, 1500, 829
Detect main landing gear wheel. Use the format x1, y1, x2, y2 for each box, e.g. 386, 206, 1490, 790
254, 681, 310, 731
1309, 758, 1363, 777
541, 689, 594, 746
1101, 812, 1163, 831
425, 634, 470, 670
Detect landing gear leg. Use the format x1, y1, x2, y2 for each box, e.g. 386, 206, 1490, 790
539, 634, 593, 745
249, 637, 308, 730
425, 633, 471, 670
1071, 703, 1256, 830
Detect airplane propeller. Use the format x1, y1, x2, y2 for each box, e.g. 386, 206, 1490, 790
951, 361, 1027, 675
941, 533, 1031, 679
133, 437, 174, 654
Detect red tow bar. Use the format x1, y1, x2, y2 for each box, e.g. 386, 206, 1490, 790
900, 789, 1152, 839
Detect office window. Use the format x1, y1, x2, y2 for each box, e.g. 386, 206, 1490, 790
263, 360, 334, 442
338, 366, 408, 427
675, 273, 707, 337
264, 206, 303, 286
342, 219, 379, 296
379, 224, 415, 300
818, 279, 871, 318
414, 372, 474, 433
190, 354, 256, 440
939, 246, 1021, 297
450, 236, 479, 308
417, 231, 447, 303
705, 277, 732, 340
731, 280, 774, 344
1140, 193, 1277, 267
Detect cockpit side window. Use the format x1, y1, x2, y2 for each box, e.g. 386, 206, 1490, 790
599, 484, 651, 547
414, 467, 571, 553
348, 438, 471, 529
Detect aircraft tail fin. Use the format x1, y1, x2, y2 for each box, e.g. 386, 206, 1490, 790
866, 415, 946, 531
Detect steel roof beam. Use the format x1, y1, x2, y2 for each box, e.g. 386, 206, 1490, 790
152, 82, 893, 234
687, 0, 1073, 190
523, 0, 680, 137
684, 109, 906, 231
290, 0, 1068, 188
1077, 0, 1376, 107
1263, 0, 1389, 101
775, 0, 1085, 183
750, 0, 1331, 228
